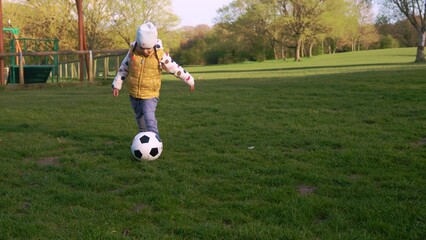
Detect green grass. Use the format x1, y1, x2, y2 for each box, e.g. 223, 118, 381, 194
0, 48, 425, 239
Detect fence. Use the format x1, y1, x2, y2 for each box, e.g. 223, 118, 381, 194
58, 50, 127, 81
0, 49, 128, 85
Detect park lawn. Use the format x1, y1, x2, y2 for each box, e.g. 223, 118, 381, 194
0, 48, 425, 239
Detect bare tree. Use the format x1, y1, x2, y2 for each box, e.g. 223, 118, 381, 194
387, 0, 426, 62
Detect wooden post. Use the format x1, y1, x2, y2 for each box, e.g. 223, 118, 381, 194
93, 59, 97, 80
19, 53, 24, 84
71, 63, 75, 79
77, 63, 79, 79
104, 57, 108, 80
65, 63, 68, 78
88, 50, 93, 81
116, 56, 120, 74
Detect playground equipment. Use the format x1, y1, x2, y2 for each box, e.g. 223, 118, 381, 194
3, 27, 59, 84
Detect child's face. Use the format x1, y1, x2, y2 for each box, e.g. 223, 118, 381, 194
139, 46, 154, 57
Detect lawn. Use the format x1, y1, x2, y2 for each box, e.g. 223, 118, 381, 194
0, 48, 425, 239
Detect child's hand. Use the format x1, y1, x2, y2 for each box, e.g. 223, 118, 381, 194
190, 85, 195, 92
113, 88, 120, 96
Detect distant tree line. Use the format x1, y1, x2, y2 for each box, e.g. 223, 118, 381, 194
175, 0, 425, 64
2, 0, 425, 65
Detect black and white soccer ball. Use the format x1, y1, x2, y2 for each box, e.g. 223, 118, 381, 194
131, 131, 163, 161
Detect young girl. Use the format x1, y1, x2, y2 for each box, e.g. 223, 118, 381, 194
112, 22, 195, 137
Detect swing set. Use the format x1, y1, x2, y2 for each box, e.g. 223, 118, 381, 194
3, 27, 58, 84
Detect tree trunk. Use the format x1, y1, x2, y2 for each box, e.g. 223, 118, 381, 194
281, 37, 286, 60
281, 45, 286, 60
309, 42, 314, 57
295, 39, 301, 61
415, 31, 426, 62
274, 46, 278, 60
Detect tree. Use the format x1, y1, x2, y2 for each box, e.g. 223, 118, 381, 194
383, 0, 426, 62
394, 18, 418, 46
4, 0, 181, 51
303, 0, 349, 55
325, 0, 378, 52
173, 25, 211, 65
81, 0, 116, 49
352, 0, 379, 50
109, 0, 180, 48
214, 0, 364, 61
280, 0, 334, 61
17, 0, 78, 50
376, 15, 418, 47
2, 1, 31, 54
319, 0, 353, 53
379, 34, 400, 48
216, 0, 272, 62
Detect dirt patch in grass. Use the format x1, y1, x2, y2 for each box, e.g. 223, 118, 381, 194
349, 174, 362, 181
297, 185, 317, 196
37, 157, 61, 166
414, 137, 426, 146
134, 203, 148, 213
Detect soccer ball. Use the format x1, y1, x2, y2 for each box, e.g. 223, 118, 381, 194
131, 131, 163, 161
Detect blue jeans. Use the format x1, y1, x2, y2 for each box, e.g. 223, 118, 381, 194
130, 96, 159, 135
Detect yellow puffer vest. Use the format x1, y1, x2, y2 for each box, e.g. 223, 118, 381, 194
127, 48, 165, 99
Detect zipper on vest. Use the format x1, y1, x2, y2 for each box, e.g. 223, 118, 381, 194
138, 57, 145, 97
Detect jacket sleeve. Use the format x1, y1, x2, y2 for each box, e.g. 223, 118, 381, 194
160, 52, 195, 87
112, 42, 137, 90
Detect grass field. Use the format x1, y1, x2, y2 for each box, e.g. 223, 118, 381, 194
0, 48, 425, 239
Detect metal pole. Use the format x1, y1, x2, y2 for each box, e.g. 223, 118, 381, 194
0, 0, 5, 86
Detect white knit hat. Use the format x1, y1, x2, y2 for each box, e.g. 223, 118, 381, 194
136, 22, 158, 48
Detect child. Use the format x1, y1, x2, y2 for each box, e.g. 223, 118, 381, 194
112, 22, 195, 137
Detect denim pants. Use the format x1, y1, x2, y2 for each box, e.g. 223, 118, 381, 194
130, 96, 159, 135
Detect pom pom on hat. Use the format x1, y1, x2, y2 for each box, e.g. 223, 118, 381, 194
136, 22, 158, 48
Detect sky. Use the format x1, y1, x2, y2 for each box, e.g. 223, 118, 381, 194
171, 0, 233, 26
